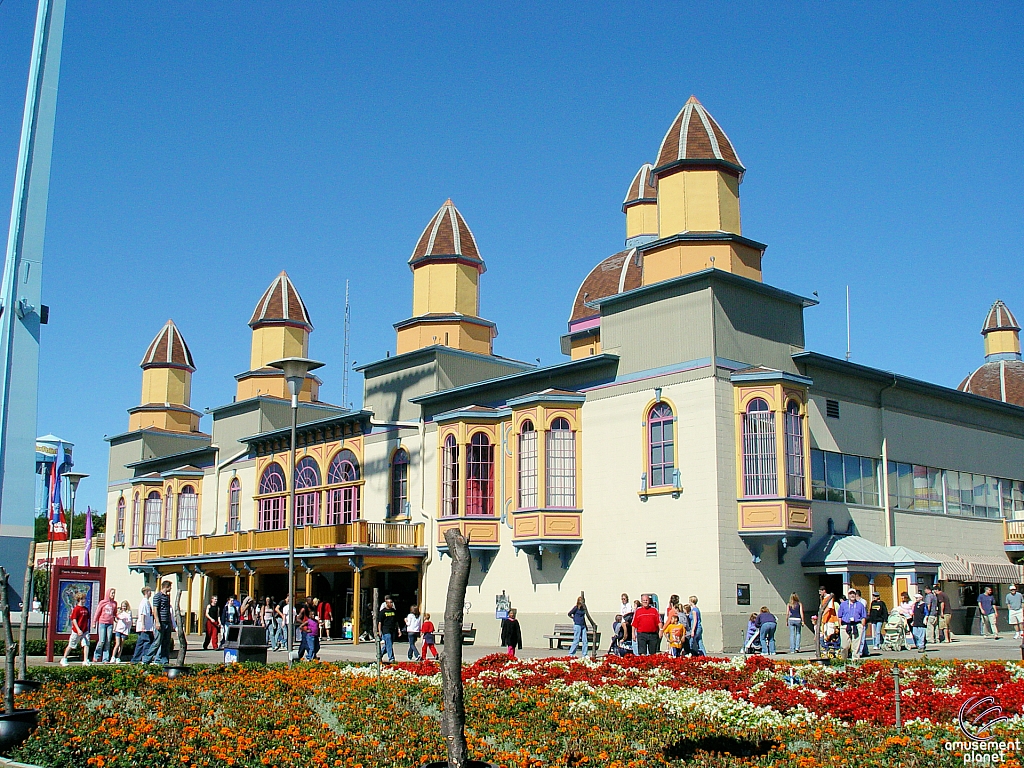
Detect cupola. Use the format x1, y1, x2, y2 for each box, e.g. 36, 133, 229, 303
128, 320, 202, 433
981, 299, 1021, 361
622, 163, 658, 248
958, 300, 1024, 407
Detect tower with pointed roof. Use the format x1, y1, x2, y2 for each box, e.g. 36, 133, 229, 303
959, 299, 1024, 406
236, 271, 321, 402
128, 320, 202, 432
641, 95, 764, 285
395, 199, 496, 355
622, 163, 659, 248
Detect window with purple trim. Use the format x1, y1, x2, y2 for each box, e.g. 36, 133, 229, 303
442, 434, 459, 517
228, 479, 240, 532
163, 486, 174, 540
176, 485, 198, 538
115, 497, 125, 544
326, 450, 360, 524
390, 449, 409, 518
784, 400, 806, 498
518, 421, 538, 508
143, 491, 162, 546
647, 403, 675, 487
743, 398, 777, 497
130, 493, 140, 547
466, 433, 494, 516
294, 457, 321, 527
546, 418, 576, 508
258, 462, 286, 531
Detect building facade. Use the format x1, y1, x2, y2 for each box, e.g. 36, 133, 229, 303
102, 97, 1024, 651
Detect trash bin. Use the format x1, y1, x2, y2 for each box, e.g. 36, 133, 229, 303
223, 625, 269, 664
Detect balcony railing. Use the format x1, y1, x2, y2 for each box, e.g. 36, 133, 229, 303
154, 520, 424, 558
1004, 519, 1024, 545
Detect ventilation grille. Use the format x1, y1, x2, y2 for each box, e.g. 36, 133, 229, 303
825, 399, 840, 419
645, 542, 657, 557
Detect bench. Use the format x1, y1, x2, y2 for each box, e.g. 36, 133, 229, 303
435, 622, 476, 645
544, 623, 601, 650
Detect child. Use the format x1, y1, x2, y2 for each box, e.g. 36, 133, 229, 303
661, 613, 685, 657
610, 614, 624, 655
111, 601, 132, 663
302, 613, 320, 660
744, 612, 760, 653
61, 593, 91, 667
420, 612, 438, 659
500, 608, 523, 658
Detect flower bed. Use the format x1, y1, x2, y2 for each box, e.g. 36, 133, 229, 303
7, 656, 1024, 767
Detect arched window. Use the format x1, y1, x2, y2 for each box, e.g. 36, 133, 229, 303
294, 457, 321, 527
743, 398, 777, 497
442, 434, 459, 517
518, 420, 538, 509
130, 493, 140, 547
546, 417, 576, 508
176, 485, 198, 538
326, 450, 360, 525
115, 497, 126, 544
466, 433, 494, 516
648, 403, 675, 488
143, 491, 162, 546
784, 400, 806, 498
390, 449, 409, 518
258, 462, 286, 531
228, 479, 240, 533
163, 485, 174, 540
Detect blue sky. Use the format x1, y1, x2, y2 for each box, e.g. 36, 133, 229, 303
1, 2, 1021, 515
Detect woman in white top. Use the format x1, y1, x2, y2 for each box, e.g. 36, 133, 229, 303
405, 606, 422, 661
111, 601, 132, 663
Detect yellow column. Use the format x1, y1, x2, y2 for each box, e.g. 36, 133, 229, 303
304, 568, 313, 600
352, 568, 361, 645
233, 570, 240, 598
247, 570, 255, 599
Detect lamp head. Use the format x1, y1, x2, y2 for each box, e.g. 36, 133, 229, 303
61, 471, 89, 493
267, 357, 325, 397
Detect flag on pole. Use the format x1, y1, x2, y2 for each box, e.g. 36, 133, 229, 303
47, 442, 69, 541
83, 506, 93, 566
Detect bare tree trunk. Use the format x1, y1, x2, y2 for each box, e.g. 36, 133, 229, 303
1, 567, 16, 714
440, 528, 471, 768
174, 577, 188, 667
18, 543, 35, 679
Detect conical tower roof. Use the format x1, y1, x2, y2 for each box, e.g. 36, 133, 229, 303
982, 299, 1020, 334
654, 96, 744, 177
622, 163, 657, 210
248, 271, 313, 331
409, 199, 484, 269
140, 319, 195, 371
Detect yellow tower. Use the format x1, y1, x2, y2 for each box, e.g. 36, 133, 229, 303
236, 271, 321, 402
128, 320, 202, 432
982, 300, 1021, 360
395, 199, 496, 355
642, 96, 765, 285
622, 163, 658, 248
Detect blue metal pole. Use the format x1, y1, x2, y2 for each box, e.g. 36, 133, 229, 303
0, 0, 67, 607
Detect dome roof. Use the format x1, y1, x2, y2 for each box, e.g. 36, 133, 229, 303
622, 163, 657, 210
409, 199, 483, 268
249, 271, 313, 331
983, 299, 1020, 334
958, 360, 1024, 407
141, 319, 195, 371
654, 96, 744, 176
569, 249, 642, 325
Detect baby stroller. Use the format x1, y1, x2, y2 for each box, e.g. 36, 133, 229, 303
818, 622, 842, 658
881, 613, 909, 652
743, 629, 763, 655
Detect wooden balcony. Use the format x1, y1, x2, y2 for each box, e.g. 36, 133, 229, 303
737, 498, 813, 564
153, 520, 424, 559
1004, 519, 1024, 552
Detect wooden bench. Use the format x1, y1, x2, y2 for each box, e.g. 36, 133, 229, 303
544, 623, 601, 650
435, 622, 476, 645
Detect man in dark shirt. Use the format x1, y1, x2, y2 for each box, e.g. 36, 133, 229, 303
935, 587, 953, 643
868, 592, 888, 651
142, 580, 175, 665
978, 586, 1000, 639
377, 596, 400, 662
910, 594, 928, 652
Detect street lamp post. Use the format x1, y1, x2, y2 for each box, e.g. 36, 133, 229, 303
61, 471, 87, 565
267, 357, 323, 668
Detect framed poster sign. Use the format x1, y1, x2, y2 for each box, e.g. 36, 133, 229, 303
46, 564, 105, 661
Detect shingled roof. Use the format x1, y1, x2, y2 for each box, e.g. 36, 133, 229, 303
654, 96, 744, 176
248, 271, 313, 331
140, 320, 195, 371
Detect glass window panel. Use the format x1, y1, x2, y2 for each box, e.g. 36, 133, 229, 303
887, 461, 897, 506
958, 472, 973, 515
825, 452, 845, 502
898, 464, 914, 509
862, 457, 879, 506
973, 475, 987, 518
987, 477, 1001, 518
811, 450, 826, 500
912, 465, 929, 511
927, 468, 943, 513
651, 422, 662, 444
663, 421, 673, 441
844, 454, 862, 504
945, 470, 960, 515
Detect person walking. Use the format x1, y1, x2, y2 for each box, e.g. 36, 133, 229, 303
60, 592, 92, 667
910, 593, 928, 653
935, 586, 953, 643
566, 596, 596, 657
111, 600, 132, 663
837, 589, 866, 660
662, 611, 686, 657
405, 605, 422, 661
275, 595, 291, 652
420, 612, 439, 659
317, 597, 333, 640
1006, 585, 1023, 640
786, 594, 804, 654
978, 586, 1000, 639
688, 596, 706, 656
924, 586, 940, 645
500, 608, 523, 658
868, 592, 888, 650
301, 612, 320, 660
665, 595, 681, 625
756, 606, 778, 655
203, 596, 220, 650
856, 590, 870, 657
131, 587, 155, 663
142, 580, 175, 665
632, 594, 662, 656
93, 588, 117, 663
377, 595, 400, 663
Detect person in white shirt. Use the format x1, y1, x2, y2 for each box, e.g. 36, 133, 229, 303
405, 606, 422, 661
131, 587, 155, 662
618, 593, 634, 619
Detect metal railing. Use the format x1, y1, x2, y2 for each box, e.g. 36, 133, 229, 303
1004, 519, 1024, 543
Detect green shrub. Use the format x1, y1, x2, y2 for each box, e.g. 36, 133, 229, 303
1, 635, 137, 658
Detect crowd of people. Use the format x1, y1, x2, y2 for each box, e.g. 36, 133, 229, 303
604, 593, 707, 658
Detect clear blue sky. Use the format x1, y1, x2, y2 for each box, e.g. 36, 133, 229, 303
1, 2, 1021, 515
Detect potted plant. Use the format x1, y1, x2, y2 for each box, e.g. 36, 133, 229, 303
0, 566, 38, 754
14, 544, 40, 695
165, 575, 191, 679
425, 529, 496, 768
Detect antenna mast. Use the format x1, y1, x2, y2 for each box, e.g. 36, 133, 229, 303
342, 279, 351, 408
846, 285, 851, 362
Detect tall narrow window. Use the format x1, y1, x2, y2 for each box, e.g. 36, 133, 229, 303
327, 450, 360, 524
115, 497, 126, 544
518, 420, 538, 508
130, 493, 140, 546
442, 434, 459, 517
743, 398, 777, 497
176, 485, 198, 538
648, 403, 675, 487
294, 457, 321, 527
466, 433, 494, 516
163, 486, 174, 540
257, 462, 286, 531
784, 400, 805, 498
390, 449, 409, 518
143, 491, 162, 546
546, 417, 576, 507
228, 479, 240, 532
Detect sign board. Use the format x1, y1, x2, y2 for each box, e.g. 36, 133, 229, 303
737, 584, 751, 606
495, 590, 511, 620
46, 564, 105, 661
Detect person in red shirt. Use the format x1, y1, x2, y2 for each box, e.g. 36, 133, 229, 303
316, 598, 333, 640
631, 594, 662, 656
420, 612, 438, 659
61, 593, 92, 667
